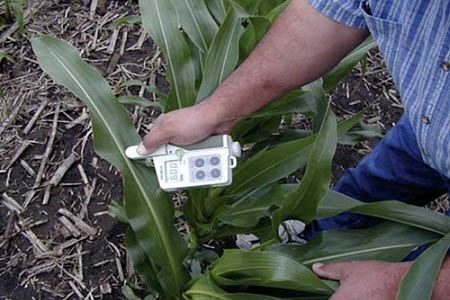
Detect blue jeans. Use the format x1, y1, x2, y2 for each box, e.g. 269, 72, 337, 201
308, 115, 450, 258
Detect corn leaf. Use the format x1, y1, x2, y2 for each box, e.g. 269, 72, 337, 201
10, 0, 24, 34
246, 89, 316, 118
196, 6, 244, 102
221, 112, 363, 200
266, 0, 291, 21
112, 15, 142, 28
125, 227, 162, 293
171, 0, 218, 53
139, 0, 197, 111
303, 79, 327, 132
270, 222, 440, 266
397, 233, 450, 300
117, 96, 161, 108
258, 0, 288, 15
210, 250, 335, 294
319, 190, 450, 235
185, 274, 282, 300
273, 108, 337, 229
32, 35, 188, 297
205, 0, 228, 24
336, 112, 382, 144
239, 16, 271, 61
225, 134, 316, 197
216, 185, 288, 228
0, 51, 15, 63
323, 37, 376, 90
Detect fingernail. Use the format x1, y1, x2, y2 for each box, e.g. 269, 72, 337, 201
137, 143, 149, 155
312, 263, 324, 271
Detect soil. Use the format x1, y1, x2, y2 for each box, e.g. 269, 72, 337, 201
0, 1, 405, 299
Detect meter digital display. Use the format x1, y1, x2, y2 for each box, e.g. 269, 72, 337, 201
165, 161, 180, 182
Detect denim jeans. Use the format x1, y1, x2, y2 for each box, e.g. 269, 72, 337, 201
307, 115, 450, 258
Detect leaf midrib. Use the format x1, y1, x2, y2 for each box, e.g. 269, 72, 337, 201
154, 0, 182, 109
301, 242, 424, 265
183, 0, 208, 51
218, 17, 239, 82
51, 51, 182, 288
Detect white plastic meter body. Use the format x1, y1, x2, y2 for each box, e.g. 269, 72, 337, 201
125, 135, 241, 191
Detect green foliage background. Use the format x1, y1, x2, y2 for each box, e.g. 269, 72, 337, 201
32, 0, 450, 299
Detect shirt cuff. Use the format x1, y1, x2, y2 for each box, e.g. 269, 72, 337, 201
308, 0, 367, 29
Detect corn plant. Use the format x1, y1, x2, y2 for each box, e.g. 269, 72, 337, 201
2, 0, 25, 33
32, 0, 450, 299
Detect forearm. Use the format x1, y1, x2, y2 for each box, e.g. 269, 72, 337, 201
205, 0, 368, 122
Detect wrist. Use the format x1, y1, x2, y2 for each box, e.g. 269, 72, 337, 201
199, 96, 240, 128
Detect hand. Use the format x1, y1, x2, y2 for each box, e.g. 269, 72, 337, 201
138, 100, 237, 154
313, 261, 410, 300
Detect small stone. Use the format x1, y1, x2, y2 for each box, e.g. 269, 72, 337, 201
100, 282, 112, 294
441, 61, 450, 71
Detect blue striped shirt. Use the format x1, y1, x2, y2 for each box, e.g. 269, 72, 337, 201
309, 0, 450, 178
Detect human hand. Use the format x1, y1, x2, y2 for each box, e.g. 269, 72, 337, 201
313, 260, 410, 300
138, 100, 237, 155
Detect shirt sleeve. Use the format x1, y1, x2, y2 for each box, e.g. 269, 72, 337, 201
308, 0, 367, 29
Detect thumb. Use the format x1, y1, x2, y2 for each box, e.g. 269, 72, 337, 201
140, 127, 170, 155
313, 262, 349, 280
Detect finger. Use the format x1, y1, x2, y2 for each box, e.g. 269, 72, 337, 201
312, 262, 350, 280
140, 127, 171, 155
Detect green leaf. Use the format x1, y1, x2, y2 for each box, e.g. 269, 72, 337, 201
273, 108, 337, 228
303, 79, 327, 132
337, 112, 382, 145
397, 233, 450, 300
224, 134, 316, 197
196, 6, 244, 102
247, 89, 316, 119
323, 37, 376, 90
119, 79, 145, 88
318, 190, 450, 235
216, 185, 286, 228
258, 0, 287, 15
270, 222, 440, 266
0, 51, 15, 63
205, 0, 228, 24
184, 31, 206, 90
122, 284, 143, 300
239, 16, 271, 61
185, 274, 283, 300
112, 15, 142, 28
145, 84, 166, 97
117, 95, 161, 108
125, 228, 162, 294
266, 0, 291, 21
32, 35, 188, 297
108, 200, 128, 223
139, 0, 197, 111
10, 0, 24, 34
171, 0, 218, 53
210, 250, 335, 294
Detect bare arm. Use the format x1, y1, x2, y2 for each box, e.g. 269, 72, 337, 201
140, 0, 368, 153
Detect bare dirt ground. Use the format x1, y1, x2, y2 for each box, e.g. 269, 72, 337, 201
1, 1, 445, 299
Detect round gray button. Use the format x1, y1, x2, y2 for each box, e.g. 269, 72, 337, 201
210, 156, 220, 166
211, 168, 221, 178
195, 170, 206, 180
195, 158, 205, 167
